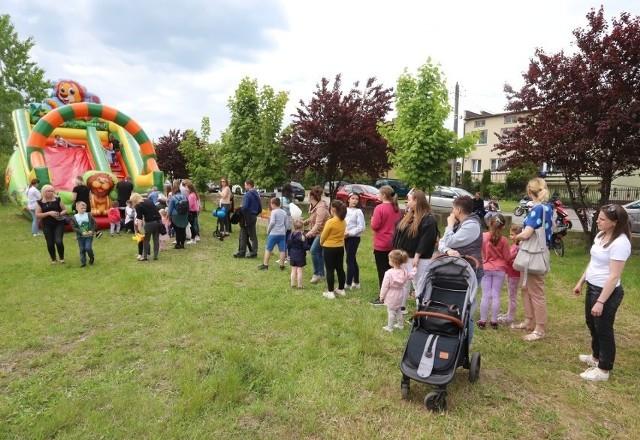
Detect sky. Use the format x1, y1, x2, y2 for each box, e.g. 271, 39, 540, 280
3, 0, 637, 142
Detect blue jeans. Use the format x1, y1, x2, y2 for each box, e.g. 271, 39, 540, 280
77, 236, 94, 265
310, 235, 324, 276
30, 209, 39, 235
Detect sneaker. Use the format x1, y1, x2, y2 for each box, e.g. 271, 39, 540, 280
310, 274, 321, 284
137, 255, 144, 261
194, 236, 200, 242
323, 291, 336, 299
89, 257, 94, 265
497, 315, 512, 325
80, 263, 86, 268
187, 239, 196, 244
139, 258, 149, 262
257, 264, 269, 270
352, 283, 361, 290
279, 265, 286, 271
345, 283, 352, 290
33, 233, 39, 237
400, 307, 408, 315
393, 323, 404, 330
382, 326, 393, 332
59, 259, 65, 264
96, 232, 103, 239
172, 240, 177, 244
579, 354, 599, 368
490, 321, 498, 330
580, 367, 609, 381
335, 289, 346, 296
51, 260, 57, 264
477, 320, 487, 330
370, 298, 384, 306
246, 253, 258, 259
233, 253, 246, 258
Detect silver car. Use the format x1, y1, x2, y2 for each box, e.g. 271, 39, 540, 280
622, 200, 640, 233
427, 186, 474, 210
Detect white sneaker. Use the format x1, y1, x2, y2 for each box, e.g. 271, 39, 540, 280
400, 307, 409, 315
580, 367, 609, 381
382, 326, 393, 332
335, 289, 346, 297
137, 255, 144, 261
579, 354, 599, 368
323, 291, 335, 299
187, 239, 196, 244
352, 283, 361, 290
194, 236, 200, 242
344, 284, 352, 290
310, 275, 324, 284
393, 323, 404, 330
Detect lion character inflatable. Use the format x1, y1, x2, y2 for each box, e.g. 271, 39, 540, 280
87, 173, 116, 216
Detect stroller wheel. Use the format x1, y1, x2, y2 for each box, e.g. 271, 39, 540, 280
469, 352, 481, 383
425, 391, 447, 412
400, 383, 409, 400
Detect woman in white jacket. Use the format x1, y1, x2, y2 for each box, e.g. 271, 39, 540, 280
344, 193, 365, 290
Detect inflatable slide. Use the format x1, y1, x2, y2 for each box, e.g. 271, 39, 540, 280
5, 80, 164, 229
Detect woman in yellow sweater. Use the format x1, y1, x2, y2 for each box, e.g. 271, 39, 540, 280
320, 200, 347, 299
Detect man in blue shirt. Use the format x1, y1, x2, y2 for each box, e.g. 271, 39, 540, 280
234, 179, 261, 258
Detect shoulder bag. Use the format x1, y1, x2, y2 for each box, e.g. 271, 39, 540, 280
512, 205, 550, 285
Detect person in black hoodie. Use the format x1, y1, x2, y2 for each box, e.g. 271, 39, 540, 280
392, 189, 439, 313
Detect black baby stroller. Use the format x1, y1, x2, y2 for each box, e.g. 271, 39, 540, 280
399, 254, 481, 411
211, 206, 227, 241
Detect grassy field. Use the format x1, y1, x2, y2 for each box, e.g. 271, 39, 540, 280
1, 203, 639, 440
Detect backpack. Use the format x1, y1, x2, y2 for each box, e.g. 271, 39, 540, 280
175, 196, 189, 215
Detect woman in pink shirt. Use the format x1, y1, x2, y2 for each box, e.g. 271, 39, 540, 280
370, 185, 402, 305
478, 214, 510, 329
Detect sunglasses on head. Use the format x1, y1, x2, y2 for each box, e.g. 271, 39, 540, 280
604, 204, 618, 219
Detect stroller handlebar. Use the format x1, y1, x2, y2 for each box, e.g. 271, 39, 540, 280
411, 311, 464, 328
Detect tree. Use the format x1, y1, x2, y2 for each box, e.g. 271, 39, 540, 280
282, 74, 393, 199
155, 129, 188, 181
378, 59, 475, 192
179, 117, 213, 205
496, 8, 640, 237
0, 14, 50, 155
217, 77, 288, 190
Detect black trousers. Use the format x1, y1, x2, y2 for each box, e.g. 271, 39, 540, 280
585, 282, 624, 371
238, 213, 258, 255
323, 246, 345, 292
43, 221, 65, 261
345, 236, 361, 285
172, 223, 186, 248
374, 249, 391, 288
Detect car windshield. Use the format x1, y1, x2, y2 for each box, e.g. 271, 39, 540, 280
360, 185, 379, 195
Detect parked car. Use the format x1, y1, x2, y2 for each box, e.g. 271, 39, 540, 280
206, 181, 220, 193
275, 181, 306, 202
336, 184, 381, 208
622, 199, 640, 233
324, 180, 349, 197
427, 186, 474, 210
375, 178, 411, 198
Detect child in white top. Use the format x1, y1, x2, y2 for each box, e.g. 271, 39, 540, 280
159, 208, 171, 251
344, 193, 365, 290
258, 197, 288, 270
124, 200, 136, 233
379, 249, 410, 332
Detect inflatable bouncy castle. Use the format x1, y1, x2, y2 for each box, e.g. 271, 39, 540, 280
5, 79, 164, 229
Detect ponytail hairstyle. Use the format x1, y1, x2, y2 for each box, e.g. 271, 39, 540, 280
331, 199, 347, 220
488, 213, 506, 245
379, 185, 399, 212
599, 204, 631, 248
527, 177, 550, 203
388, 249, 409, 267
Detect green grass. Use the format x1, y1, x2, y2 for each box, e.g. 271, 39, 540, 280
1, 203, 639, 439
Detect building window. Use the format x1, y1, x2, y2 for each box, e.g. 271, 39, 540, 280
474, 120, 486, 127
475, 130, 488, 145
504, 114, 518, 124
500, 127, 515, 141
471, 159, 482, 173
490, 158, 506, 172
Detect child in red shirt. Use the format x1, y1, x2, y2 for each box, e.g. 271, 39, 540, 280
108, 201, 121, 236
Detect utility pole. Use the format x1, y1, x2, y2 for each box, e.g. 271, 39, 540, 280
450, 82, 459, 186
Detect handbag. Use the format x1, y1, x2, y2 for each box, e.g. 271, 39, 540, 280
159, 223, 167, 235
512, 205, 550, 284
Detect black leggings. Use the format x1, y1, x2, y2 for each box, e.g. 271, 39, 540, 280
173, 223, 186, 247
345, 236, 361, 285
43, 221, 65, 261
323, 246, 345, 292
374, 249, 391, 288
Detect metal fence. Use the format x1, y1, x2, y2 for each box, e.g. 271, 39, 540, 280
549, 185, 640, 207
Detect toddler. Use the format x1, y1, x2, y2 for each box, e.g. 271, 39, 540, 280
108, 201, 121, 236
257, 197, 287, 270
123, 200, 135, 233
70, 201, 97, 267
159, 208, 171, 251
499, 225, 522, 326
379, 249, 410, 332
288, 219, 309, 289
478, 214, 510, 329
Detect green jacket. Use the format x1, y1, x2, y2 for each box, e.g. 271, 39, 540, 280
71, 213, 98, 238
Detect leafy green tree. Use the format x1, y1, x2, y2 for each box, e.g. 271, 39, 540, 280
178, 122, 212, 196
504, 161, 539, 197
461, 170, 473, 193
282, 75, 393, 199
217, 77, 288, 190
0, 14, 50, 155
379, 59, 475, 192
480, 170, 492, 197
